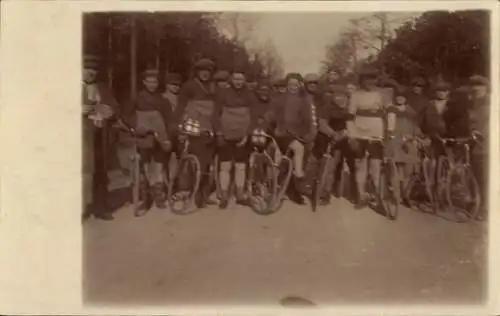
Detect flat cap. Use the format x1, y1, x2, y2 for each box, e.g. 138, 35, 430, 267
285, 72, 303, 83
83, 55, 100, 69
431, 80, 451, 91
378, 77, 399, 88
194, 58, 216, 71
143, 69, 160, 78
214, 70, 230, 81
394, 85, 407, 96
274, 78, 287, 87
304, 73, 320, 83
358, 66, 379, 77
468, 75, 489, 86
257, 78, 272, 88
329, 84, 350, 96
410, 76, 427, 86
165, 72, 182, 84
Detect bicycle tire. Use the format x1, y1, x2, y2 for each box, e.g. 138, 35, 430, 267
436, 156, 451, 213
446, 165, 481, 222
379, 158, 400, 220
213, 154, 222, 199
168, 154, 201, 215
312, 155, 331, 212
270, 156, 293, 212
421, 158, 436, 207
403, 162, 434, 212
131, 154, 141, 210
247, 152, 279, 215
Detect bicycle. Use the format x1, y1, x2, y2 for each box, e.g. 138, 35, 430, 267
434, 134, 482, 222
363, 136, 401, 220
401, 135, 436, 213
167, 119, 212, 215
267, 135, 294, 212
113, 120, 170, 216
246, 129, 279, 215
311, 132, 346, 212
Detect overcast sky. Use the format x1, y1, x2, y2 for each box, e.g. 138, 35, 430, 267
240, 12, 419, 75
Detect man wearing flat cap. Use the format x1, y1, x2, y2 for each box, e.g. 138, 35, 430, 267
82, 54, 120, 221
214, 67, 260, 208
214, 70, 231, 90
163, 72, 182, 113
273, 78, 287, 95
319, 67, 342, 93
124, 68, 173, 216
467, 75, 490, 220
406, 76, 429, 129
420, 80, 469, 190
174, 58, 219, 208
255, 78, 273, 123
264, 72, 316, 204
421, 80, 453, 138
313, 84, 354, 204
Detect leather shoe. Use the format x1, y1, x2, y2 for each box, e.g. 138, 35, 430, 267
93, 212, 114, 221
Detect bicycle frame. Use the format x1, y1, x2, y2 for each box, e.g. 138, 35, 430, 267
435, 136, 477, 169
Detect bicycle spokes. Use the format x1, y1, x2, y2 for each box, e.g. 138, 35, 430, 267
446, 167, 480, 221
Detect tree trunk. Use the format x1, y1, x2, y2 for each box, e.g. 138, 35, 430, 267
130, 14, 137, 100
107, 15, 113, 89
156, 39, 161, 70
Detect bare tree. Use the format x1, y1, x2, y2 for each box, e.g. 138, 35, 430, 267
257, 39, 284, 80
215, 12, 259, 46
323, 12, 418, 75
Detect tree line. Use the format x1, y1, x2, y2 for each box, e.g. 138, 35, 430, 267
83, 12, 279, 103
322, 10, 489, 86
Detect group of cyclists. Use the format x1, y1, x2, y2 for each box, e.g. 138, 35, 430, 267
82, 54, 490, 222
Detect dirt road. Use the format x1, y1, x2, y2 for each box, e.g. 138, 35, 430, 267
83, 198, 486, 307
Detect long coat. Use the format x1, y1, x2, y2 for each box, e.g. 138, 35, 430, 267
82, 82, 119, 205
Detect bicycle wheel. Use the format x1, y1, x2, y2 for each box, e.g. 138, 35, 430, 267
131, 153, 141, 210
404, 162, 434, 213
168, 154, 201, 215
446, 165, 481, 222
270, 155, 293, 212
421, 158, 436, 208
379, 158, 400, 220
247, 152, 278, 215
311, 155, 331, 212
436, 156, 451, 212
213, 154, 221, 200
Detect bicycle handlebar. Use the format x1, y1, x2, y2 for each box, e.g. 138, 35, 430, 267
435, 135, 479, 145
114, 119, 159, 139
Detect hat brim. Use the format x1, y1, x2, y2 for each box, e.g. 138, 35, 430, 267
83, 62, 99, 70
469, 80, 488, 86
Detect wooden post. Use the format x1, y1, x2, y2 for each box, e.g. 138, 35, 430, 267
130, 14, 137, 100
107, 15, 113, 89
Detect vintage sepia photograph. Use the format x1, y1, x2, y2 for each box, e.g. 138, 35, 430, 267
82, 9, 490, 307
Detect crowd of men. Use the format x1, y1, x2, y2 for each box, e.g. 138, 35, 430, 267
82, 55, 490, 222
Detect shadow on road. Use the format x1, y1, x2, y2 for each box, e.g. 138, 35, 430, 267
280, 295, 317, 308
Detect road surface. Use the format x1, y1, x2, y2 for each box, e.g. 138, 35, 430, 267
83, 197, 487, 307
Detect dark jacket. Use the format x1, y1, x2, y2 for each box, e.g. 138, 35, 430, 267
82, 81, 120, 183
123, 89, 172, 130
174, 78, 217, 131
255, 97, 271, 125
82, 82, 120, 113
421, 98, 469, 138
214, 86, 259, 140
406, 92, 428, 128
468, 96, 489, 155
318, 98, 350, 134
265, 92, 317, 143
